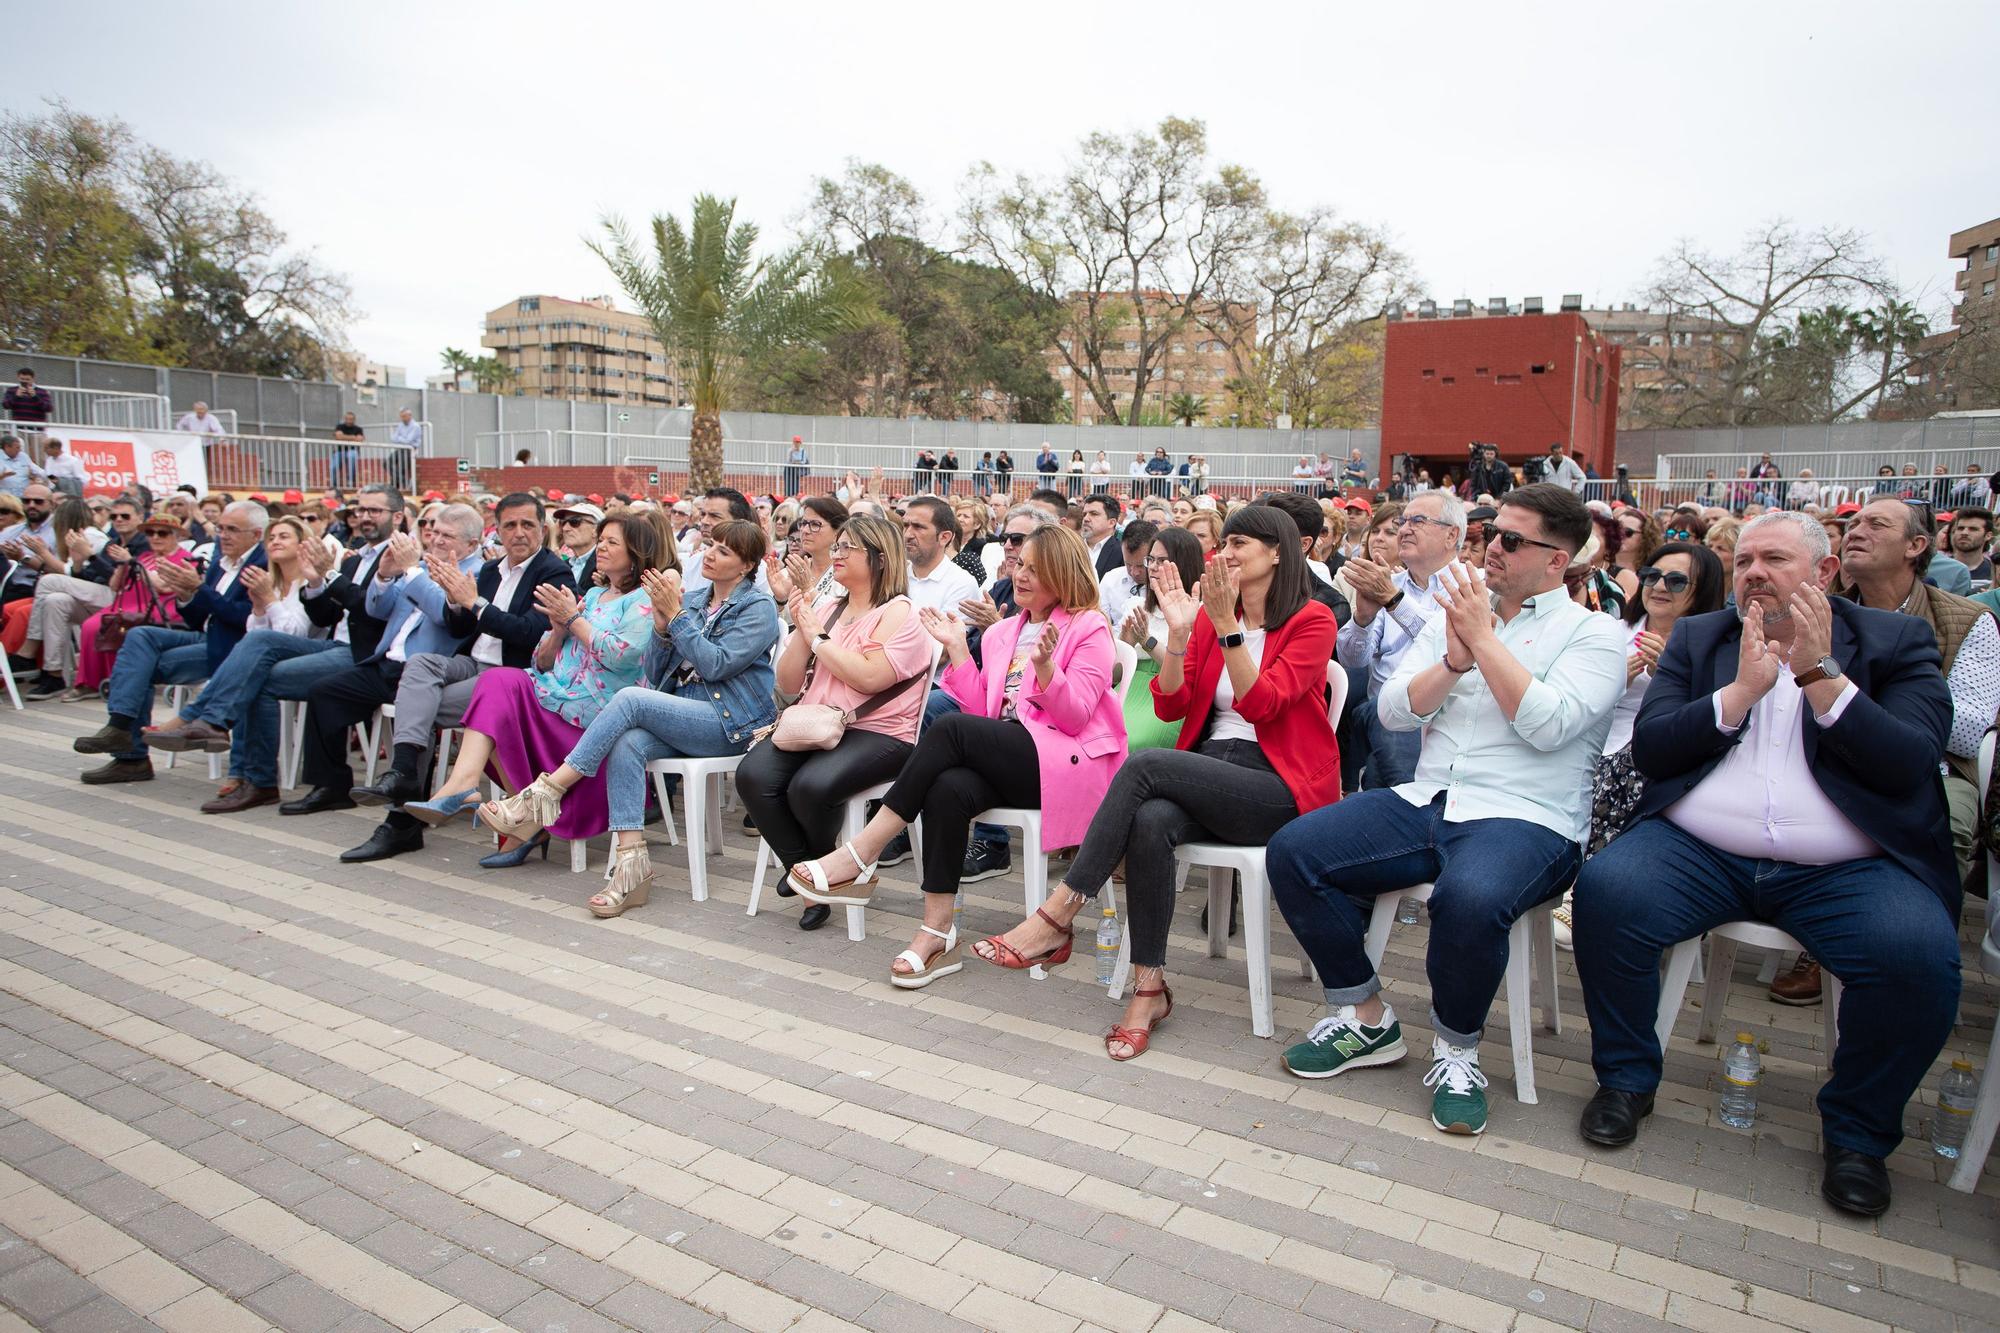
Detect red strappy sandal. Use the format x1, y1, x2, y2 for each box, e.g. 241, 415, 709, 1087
977, 907, 1074, 970
1105, 984, 1173, 1062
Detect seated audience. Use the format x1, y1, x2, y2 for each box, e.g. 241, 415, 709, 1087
3, 496, 105, 659
975, 505, 1340, 1060
18, 495, 146, 699
478, 520, 780, 916
767, 495, 846, 614
397, 513, 664, 866
1573, 510, 1959, 1219
552, 500, 602, 579
1265, 484, 1624, 1137
1336, 491, 1459, 790
903, 496, 980, 611
71, 502, 270, 783
739, 515, 932, 931
1114, 526, 1206, 754
72, 510, 193, 698
1098, 519, 1158, 628
1258, 491, 1351, 629
786, 524, 1123, 987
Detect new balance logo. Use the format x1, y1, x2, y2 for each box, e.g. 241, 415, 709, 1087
1330, 1030, 1370, 1058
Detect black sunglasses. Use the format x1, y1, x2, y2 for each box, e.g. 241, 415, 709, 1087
1493, 529, 1565, 555
1637, 567, 1691, 594
1003, 532, 1030, 546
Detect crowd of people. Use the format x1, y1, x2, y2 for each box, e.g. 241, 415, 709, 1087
4, 440, 1992, 1224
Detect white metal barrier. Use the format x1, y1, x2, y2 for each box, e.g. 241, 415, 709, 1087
8, 387, 172, 432
203, 432, 417, 494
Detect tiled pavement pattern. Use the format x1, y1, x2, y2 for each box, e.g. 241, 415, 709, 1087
0, 700, 1996, 1333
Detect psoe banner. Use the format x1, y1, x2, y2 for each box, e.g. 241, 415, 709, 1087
62, 429, 210, 499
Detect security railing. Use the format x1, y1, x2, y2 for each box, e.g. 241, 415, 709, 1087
202, 432, 417, 494
4, 387, 172, 432
358, 418, 433, 455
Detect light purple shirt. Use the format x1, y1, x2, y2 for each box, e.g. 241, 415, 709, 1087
1664, 675, 1874, 864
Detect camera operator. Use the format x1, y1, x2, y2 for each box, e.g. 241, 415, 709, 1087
1468, 444, 1514, 501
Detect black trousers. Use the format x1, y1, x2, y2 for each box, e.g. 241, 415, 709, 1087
301, 660, 399, 789
1064, 743, 1298, 968
736, 728, 913, 872
881, 713, 1040, 894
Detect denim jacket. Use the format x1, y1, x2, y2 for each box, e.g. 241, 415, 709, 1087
641, 578, 780, 745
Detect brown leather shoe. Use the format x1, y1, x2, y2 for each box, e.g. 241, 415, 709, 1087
80, 757, 154, 785
1769, 955, 1822, 1006
201, 780, 279, 814
147, 720, 231, 754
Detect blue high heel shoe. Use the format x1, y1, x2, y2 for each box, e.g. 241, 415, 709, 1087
480, 832, 552, 869
402, 788, 482, 828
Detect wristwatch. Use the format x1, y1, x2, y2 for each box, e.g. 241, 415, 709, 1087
1217, 630, 1247, 649
1143, 634, 1158, 653
1793, 655, 1841, 688
1383, 590, 1405, 613
472, 596, 490, 616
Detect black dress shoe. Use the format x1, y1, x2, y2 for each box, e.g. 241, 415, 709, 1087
23, 675, 65, 701
279, 785, 356, 816
340, 822, 425, 863
352, 771, 424, 808
1821, 1145, 1892, 1217
799, 903, 830, 931
80, 757, 154, 785
73, 722, 133, 754
1578, 1087, 1655, 1147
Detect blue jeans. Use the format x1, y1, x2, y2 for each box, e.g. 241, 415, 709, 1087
107, 627, 210, 760
1268, 791, 1581, 1046
1573, 817, 1960, 1158
176, 631, 349, 786
921, 687, 1007, 848
564, 686, 740, 831
1361, 697, 1422, 790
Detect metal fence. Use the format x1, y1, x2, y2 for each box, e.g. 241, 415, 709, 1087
203, 432, 416, 494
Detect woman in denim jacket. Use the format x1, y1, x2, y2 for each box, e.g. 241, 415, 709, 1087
481, 520, 781, 917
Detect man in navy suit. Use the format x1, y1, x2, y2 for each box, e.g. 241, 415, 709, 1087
1572, 510, 1958, 1218
73, 501, 270, 783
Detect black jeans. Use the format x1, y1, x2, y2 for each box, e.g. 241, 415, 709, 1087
1065, 743, 1298, 968
736, 727, 912, 872
301, 661, 400, 789
881, 713, 1040, 893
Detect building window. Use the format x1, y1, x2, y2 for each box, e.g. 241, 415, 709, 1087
1496, 373, 1522, 385
1988, 244, 1999, 263
1441, 376, 1456, 385
1530, 363, 1547, 374
1986, 281, 1997, 298
1421, 368, 1435, 379
1474, 366, 1489, 375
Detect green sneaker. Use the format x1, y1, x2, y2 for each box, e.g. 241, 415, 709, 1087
1281, 1005, 1407, 1079
1425, 1039, 1489, 1135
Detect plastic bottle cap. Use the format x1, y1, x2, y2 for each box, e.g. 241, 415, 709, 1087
1952, 1058, 1974, 1071
1102, 907, 1115, 917
1735, 1031, 1754, 1044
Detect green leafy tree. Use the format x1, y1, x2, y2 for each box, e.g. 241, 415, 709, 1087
1847, 299, 1930, 418
1165, 392, 1206, 425
470, 355, 518, 393
592, 195, 859, 491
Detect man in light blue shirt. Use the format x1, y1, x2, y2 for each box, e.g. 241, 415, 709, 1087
0, 434, 48, 498
1336, 490, 1461, 788
1267, 483, 1625, 1138
388, 409, 422, 490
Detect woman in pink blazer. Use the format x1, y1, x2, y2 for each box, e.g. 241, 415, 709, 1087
790, 524, 1126, 987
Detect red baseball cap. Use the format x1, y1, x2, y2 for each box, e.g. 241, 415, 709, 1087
1833, 502, 1861, 517
321, 496, 341, 510
1343, 496, 1373, 513
422, 489, 445, 502
282, 489, 304, 505
587, 492, 605, 505
248, 492, 269, 503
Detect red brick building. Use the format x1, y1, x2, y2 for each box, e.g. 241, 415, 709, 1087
1380, 310, 1619, 486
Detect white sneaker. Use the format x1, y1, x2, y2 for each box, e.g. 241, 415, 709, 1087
1552, 890, 1574, 952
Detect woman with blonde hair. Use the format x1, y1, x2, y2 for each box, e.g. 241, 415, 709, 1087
788, 524, 1127, 987
1184, 508, 1223, 560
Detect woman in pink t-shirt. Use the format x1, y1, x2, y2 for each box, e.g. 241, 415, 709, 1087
737, 513, 934, 929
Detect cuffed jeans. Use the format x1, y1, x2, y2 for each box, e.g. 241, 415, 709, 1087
189, 632, 350, 787
1573, 817, 1960, 1159
563, 687, 740, 832
1268, 791, 1580, 1046
107, 627, 209, 760
1361, 699, 1422, 791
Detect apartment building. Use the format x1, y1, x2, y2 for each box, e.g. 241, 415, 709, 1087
1582, 304, 1744, 428
480, 296, 679, 406
1950, 218, 2000, 325
1048, 290, 1254, 425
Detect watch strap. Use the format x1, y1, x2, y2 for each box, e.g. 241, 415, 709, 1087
1217, 630, 1247, 649
1793, 666, 1828, 688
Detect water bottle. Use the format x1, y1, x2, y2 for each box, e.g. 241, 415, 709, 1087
1932, 1059, 1979, 1159
1396, 896, 1422, 925
1719, 1032, 1761, 1129
1095, 907, 1121, 986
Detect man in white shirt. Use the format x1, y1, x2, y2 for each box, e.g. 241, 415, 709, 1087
680, 487, 771, 598
1267, 483, 1625, 1138
1542, 441, 1587, 495
901, 496, 978, 612
1336, 491, 1461, 789
39, 438, 86, 496
1571, 510, 1958, 1219
174, 402, 227, 437
1080, 492, 1122, 580
1097, 520, 1158, 628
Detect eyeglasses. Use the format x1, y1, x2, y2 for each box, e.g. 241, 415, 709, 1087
559, 516, 587, 526
794, 518, 826, 533
417, 519, 437, 529
1002, 532, 1031, 547
1492, 529, 1566, 555
1142, 554, 1175, 567
1637, 567, 1692, 593
830, 540, 860, 554
1392, 514, 1449, 532
216, 524, 251, 536
1663, 527, 1694, 540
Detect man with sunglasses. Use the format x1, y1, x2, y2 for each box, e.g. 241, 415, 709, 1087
1573, 509, 1958, 1219
1269, 483, 1624, 1138
18, 495, 146, 699
1336, 491, 1462, 789
553, 500, 603, 580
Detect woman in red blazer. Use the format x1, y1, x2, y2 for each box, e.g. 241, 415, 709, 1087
972, 505, 1341, 1059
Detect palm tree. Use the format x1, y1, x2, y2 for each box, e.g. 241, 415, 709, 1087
471, 355, 519, 394
1165, 392, 1206, 426
1847, 299, 1929, 417
592, 195, 857, 492
440, 347, 476, 391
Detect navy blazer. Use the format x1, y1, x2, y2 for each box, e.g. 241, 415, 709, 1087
178, 545, 268, 675
1629, 601, 1957, 917
302, 544, 391, 662
441, 547, 575, 669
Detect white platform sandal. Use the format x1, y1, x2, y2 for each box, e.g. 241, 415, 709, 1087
788, 841, 878, 905
891, 924, 961, 990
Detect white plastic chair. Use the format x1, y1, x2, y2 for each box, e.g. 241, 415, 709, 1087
1948, 728, 1997, 1191
645, 754, 741, 901
0, 649, 20, 710
746, 638, 945, 938
163, 684, 222, 781
1365, 882, 1562, 1103
1655, 922, 1839, 1068
973, 638, 1140, 981
1138, 661, 1347, 1036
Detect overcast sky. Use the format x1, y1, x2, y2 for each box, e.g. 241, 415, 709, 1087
15, 1, 1998, 383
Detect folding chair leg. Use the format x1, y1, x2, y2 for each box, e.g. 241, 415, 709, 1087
1949, 999, 2000, 1191
705, 775, 725, 856
1023, 844, 1048, 981
1103, 881, 1131, 1000
1506, 914, 1538, 1104
570, 840, 587, 873
650, 771, 680, 848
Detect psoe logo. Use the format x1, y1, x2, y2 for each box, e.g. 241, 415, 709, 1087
71, 437, 138, 496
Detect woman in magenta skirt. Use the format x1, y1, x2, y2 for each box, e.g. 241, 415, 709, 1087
398, 513, 669, 864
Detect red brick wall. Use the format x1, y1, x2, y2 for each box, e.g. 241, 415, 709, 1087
1381, 312, 1620, 482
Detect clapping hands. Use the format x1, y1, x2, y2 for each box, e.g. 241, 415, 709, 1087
642, 567, 683, 630
534, 580, 581, 629
426, 556, 478, 608
917, 604, 970, 663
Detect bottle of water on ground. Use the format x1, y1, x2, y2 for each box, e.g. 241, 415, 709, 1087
1095, 907, 1121, 986
1396, 896, 1422, 925
1719, 1032, 1761, 1129
1932, 1059, 1978, 1159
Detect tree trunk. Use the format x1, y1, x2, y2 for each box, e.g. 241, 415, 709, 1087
690, 409, 724, 494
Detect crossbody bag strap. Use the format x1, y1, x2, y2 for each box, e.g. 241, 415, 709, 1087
793, 597, 848, 696
845, 664, 928, 724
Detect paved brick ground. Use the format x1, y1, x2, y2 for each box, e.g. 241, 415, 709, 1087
1, 698, 1995, 1332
